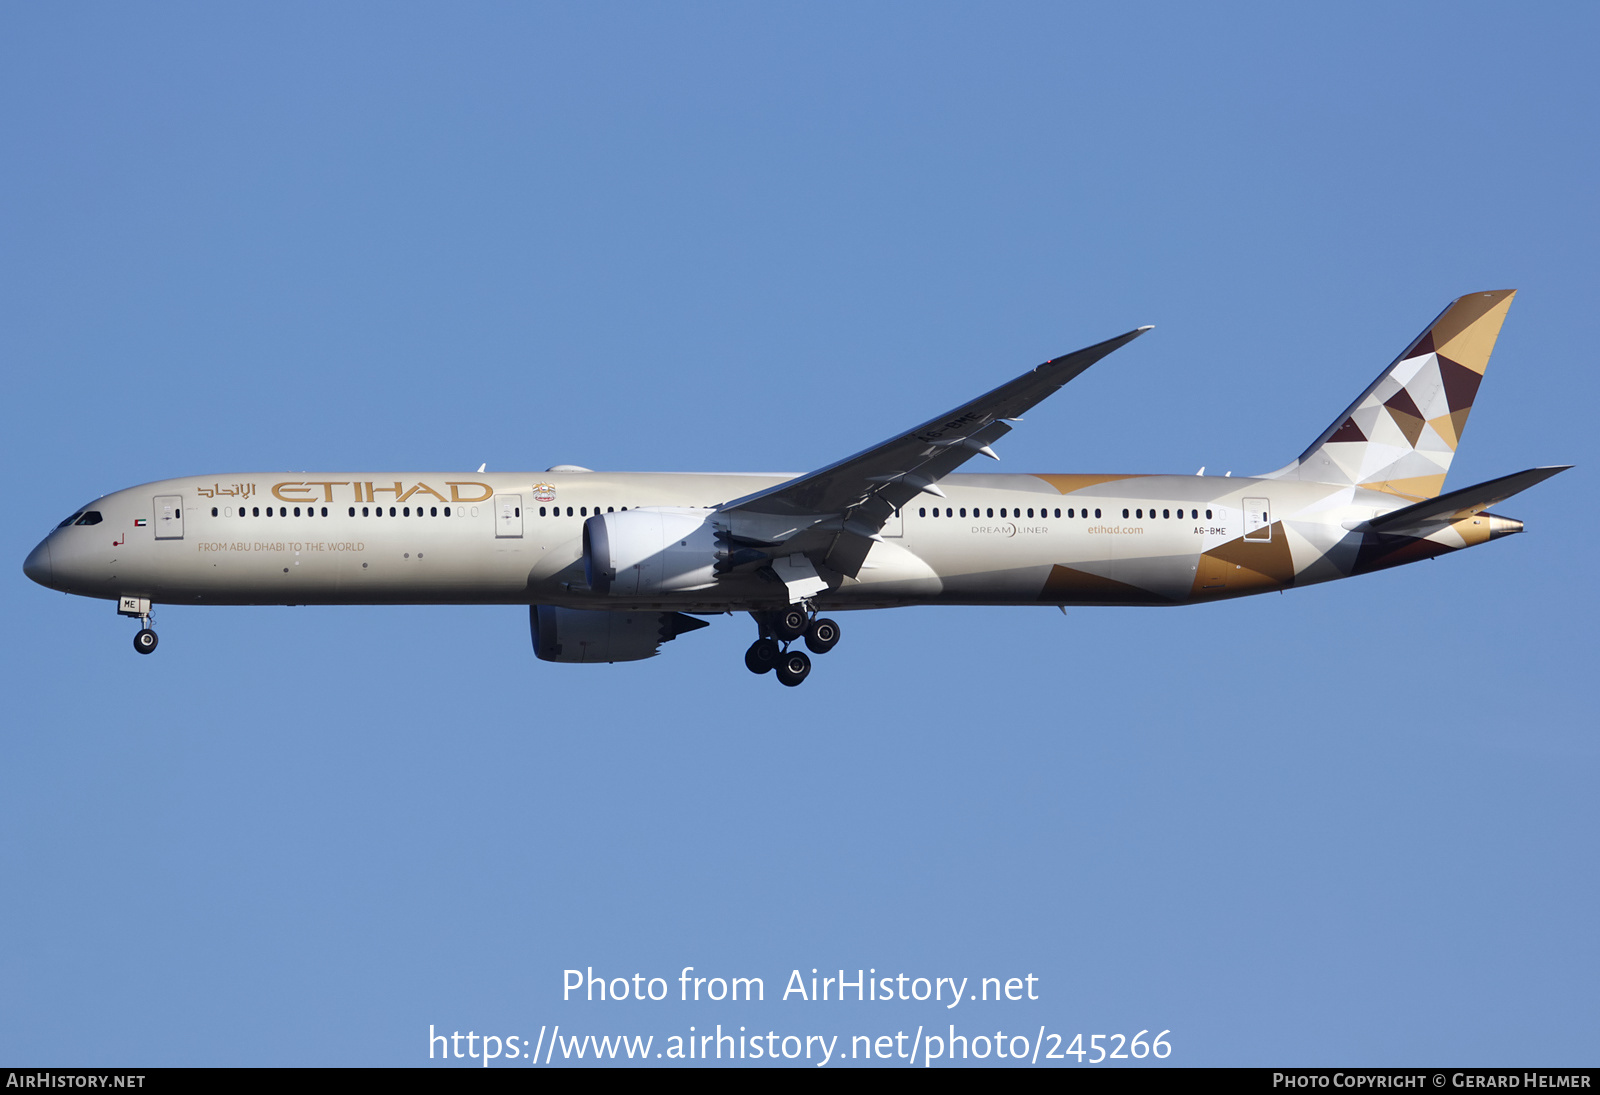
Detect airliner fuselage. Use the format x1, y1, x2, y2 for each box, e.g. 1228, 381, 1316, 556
22, 468, 1521, 613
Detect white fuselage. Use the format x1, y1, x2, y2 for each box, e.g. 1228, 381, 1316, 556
26, 468, 1434, 612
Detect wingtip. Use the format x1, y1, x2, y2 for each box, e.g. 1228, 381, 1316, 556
1136, 324, 1155, 333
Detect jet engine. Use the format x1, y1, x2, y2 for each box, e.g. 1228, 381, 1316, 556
583, 507, 721, 596
530, 605, 710, 663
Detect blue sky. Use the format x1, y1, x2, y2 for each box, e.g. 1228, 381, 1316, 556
3, 2, 1595, 1067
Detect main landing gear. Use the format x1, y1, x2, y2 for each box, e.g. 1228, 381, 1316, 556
744, 608, 840, 687
118, 596, 159, 655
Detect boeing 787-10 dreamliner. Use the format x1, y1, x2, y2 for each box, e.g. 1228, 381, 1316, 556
24, 290, 1567, 686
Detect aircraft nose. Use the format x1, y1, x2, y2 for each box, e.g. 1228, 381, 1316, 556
23, 539, 53, 587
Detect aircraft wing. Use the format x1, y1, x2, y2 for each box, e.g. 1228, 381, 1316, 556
716, 325, 1152, 581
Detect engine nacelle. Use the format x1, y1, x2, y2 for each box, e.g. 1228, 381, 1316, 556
583, 507, 720, 596
530, 605, 709, 663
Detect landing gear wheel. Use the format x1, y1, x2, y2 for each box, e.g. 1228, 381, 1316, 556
744, 638, 781, 674
133, 628, 158, 655
775, 649, 812, 687
804, 617, 840, 655
773, 607, 808, 642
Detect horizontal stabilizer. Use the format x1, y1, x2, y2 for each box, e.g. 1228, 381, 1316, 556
1368, 465, 1571, 532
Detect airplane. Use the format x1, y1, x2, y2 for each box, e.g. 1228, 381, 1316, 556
23, 290, 1568, 686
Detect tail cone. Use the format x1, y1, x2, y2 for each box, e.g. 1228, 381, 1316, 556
1488, 514, 1523, 539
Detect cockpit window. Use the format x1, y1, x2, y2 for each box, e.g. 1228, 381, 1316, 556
73, 511, 103, 526
57, 512, 84, 529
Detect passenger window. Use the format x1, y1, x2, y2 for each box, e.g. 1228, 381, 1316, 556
444, 507, 451, 516
1054, 508, 1061, 518
539, 507, 546, 516
959, 508, 966, 518
919, 508, 926, 517
516, 507, 521, 517
252, 507, 259, 516
211, 507, 218, 517
294, 507, 302, 517
986, 508, 993, 518
389, 507, 396, 516
1027, 508, 1034, 518
1094, 508, 1102, 518
1122, 508, 1129, 519
1205, 509, 1213, 519
1163, 509, 1170, 519
566, 507, 573, 516
403, 507, 410, 517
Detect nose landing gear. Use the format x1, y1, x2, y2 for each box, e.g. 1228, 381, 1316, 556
746, 608, 840, 686
118, 595, 159, 655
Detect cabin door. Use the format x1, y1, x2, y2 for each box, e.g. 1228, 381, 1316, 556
153, 495, 184, 540
1243, 497, 1272, 541
496, 494, 524, 538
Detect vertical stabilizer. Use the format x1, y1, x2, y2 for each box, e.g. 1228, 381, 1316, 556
1266, 290, 1515, 500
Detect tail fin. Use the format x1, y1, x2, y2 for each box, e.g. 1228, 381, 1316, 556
1266, 290, 1516, 500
